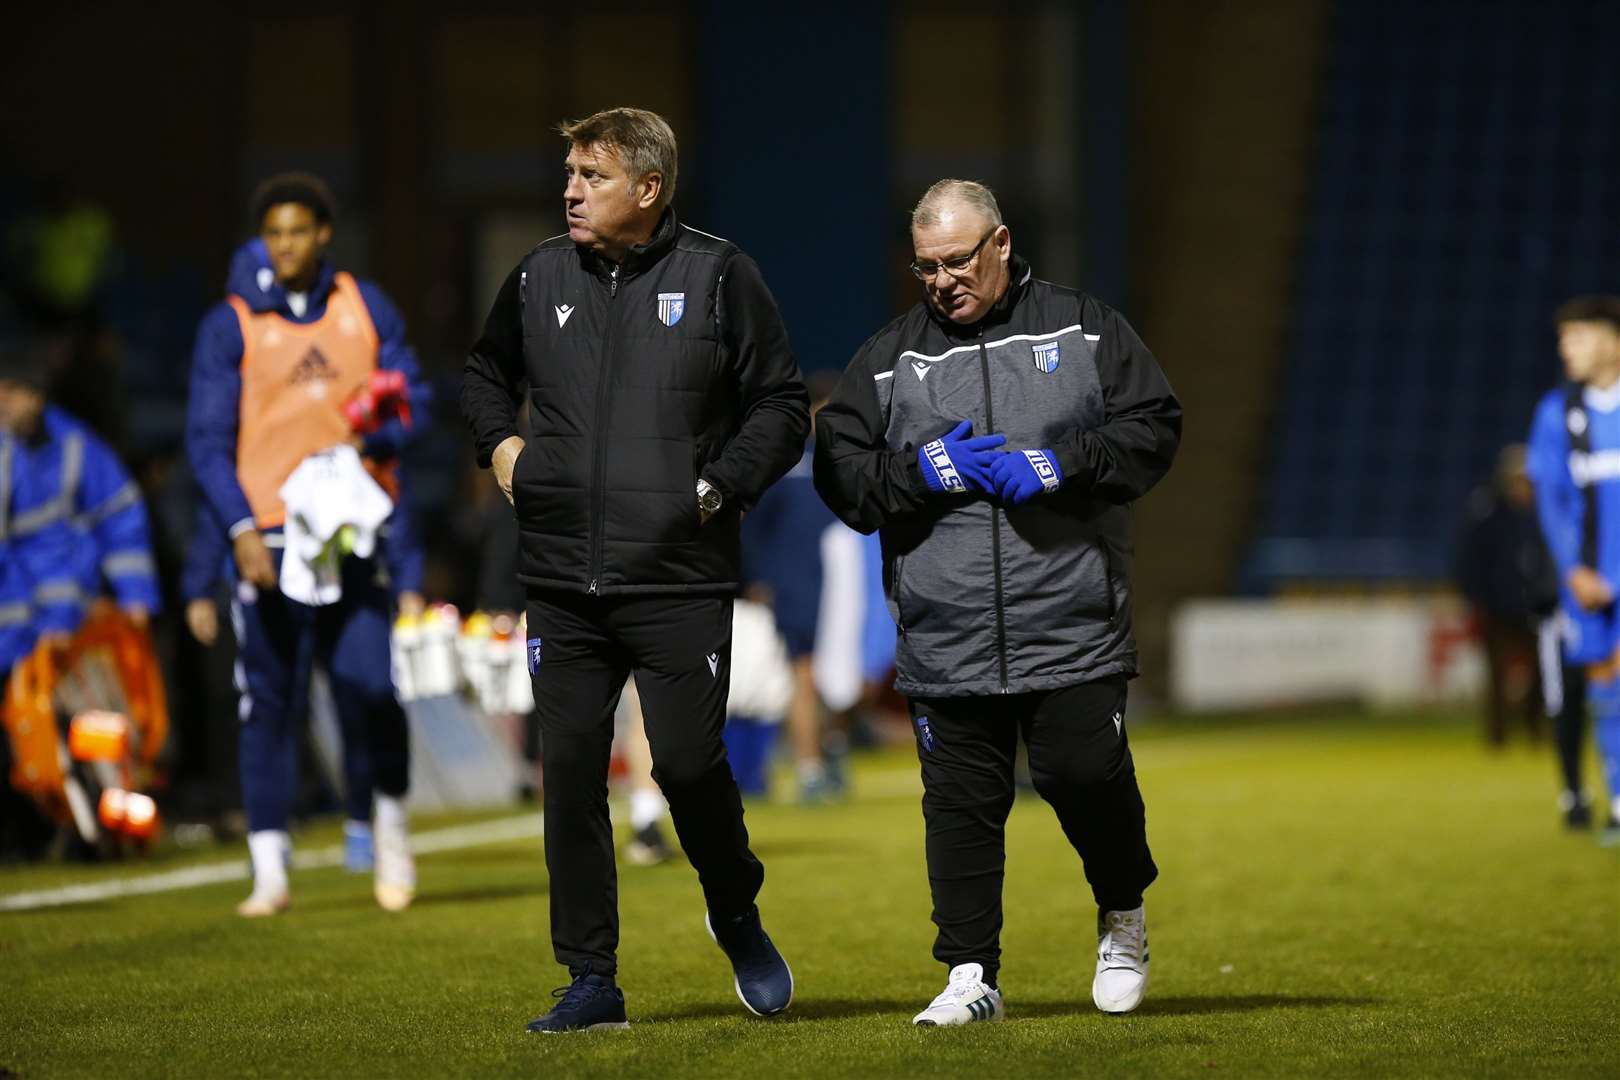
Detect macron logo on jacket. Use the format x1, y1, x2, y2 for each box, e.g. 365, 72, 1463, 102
555, 304, 574, 328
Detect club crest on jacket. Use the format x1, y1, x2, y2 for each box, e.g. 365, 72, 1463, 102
1032, 340, 1060, 374
657, 292, 685, 327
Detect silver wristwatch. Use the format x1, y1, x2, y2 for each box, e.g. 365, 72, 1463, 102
696, 478, 723, 520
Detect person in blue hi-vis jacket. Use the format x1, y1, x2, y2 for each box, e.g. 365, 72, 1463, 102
1526, 295, 1620, 847
187, 174, 431, 917
0, 343, 160, 673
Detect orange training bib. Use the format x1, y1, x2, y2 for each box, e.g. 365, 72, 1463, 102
229, 272, 379, 528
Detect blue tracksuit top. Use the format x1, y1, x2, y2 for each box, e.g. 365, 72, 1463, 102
1527, 380, 1620, 591
185, 244, 430, 539
178, 499, 228, 603
741, 444, 840, 645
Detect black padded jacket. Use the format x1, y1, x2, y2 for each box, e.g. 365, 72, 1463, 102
461, 210, 809, 595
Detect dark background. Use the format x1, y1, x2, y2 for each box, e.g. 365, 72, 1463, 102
4, 0, 1618, 688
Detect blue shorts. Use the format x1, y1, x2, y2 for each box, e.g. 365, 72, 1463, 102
1562, 600, 1620, 666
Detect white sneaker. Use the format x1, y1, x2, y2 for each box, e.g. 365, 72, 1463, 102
235, 888, 290, 918
374, 808, 416, 912
239, 830, 291, 917
1093, 906, 1150, 1014
912, 963, 1005, 1027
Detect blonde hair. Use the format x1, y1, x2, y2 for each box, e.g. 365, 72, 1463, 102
559, 107, 678, 209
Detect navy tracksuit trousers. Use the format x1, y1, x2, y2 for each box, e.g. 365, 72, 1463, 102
526, 589, 764, 979
231, 544, 409, 832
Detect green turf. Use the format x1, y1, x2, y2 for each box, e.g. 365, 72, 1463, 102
3, 707, 1617, 1079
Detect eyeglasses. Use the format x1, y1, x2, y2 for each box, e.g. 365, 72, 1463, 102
910, 227, 997, 280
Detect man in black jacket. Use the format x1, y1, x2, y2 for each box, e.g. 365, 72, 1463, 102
815, 180, 1181, 1024
1455, 444, 1556, 747
461, 107, 807, 1032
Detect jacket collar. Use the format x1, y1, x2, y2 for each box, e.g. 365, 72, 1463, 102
21, 406, 73, 449
239, 258, 338, 318
579, 208, 681, 281
923, 253, 1034, 339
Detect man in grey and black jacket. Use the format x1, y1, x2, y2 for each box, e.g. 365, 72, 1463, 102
462, 108, 807, 1033
814, 180, 1180, 1025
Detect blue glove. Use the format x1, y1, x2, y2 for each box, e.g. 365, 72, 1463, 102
918, 420, 1007, 495
989, 449, 1063, 505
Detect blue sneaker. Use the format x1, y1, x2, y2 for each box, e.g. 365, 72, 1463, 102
706, 906, 793, 1016
343, 822, 374, 873
524, 973, 630, 1033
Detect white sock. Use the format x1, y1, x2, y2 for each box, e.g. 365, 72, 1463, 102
372, 794, 415, 891
630, 788, 666, 832
345, 819, 373, 841
375, 794, 408, 833
247, 830, 289, 896
1612, 795, 1620, 822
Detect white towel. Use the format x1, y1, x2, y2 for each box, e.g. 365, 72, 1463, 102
728, 599, 793, 721
813, 523, 867, 711
277, 445, 394, 606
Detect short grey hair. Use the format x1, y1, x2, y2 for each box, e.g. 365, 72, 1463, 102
911, 179, 1003, 230
559, 107, 679, 209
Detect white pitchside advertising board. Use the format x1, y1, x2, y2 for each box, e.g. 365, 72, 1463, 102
1170, 598, 1485, 712
307, 671, 522, 813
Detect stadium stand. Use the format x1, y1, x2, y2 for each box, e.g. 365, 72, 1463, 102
1246, 0, 1620, 586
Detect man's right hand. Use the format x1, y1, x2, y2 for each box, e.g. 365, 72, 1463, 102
917, 420, 1006, 495
492, 435, 526, 507
233, 529, 277, 589
1568, 565, 1615, 611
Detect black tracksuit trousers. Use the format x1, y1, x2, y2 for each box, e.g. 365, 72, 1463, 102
909, 675, 1157, 988
526, 589, 764, 979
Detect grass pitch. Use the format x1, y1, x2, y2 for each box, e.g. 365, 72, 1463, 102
2, 706, 1617, 1078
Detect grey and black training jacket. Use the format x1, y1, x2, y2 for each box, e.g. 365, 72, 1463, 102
812, 255, 1181, 697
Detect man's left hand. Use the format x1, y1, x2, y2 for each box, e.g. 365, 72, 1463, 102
185, 599, 218, 646
989, 449, 1064, 506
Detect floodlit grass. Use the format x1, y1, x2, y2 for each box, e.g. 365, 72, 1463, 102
2, 707, 1617, 1078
